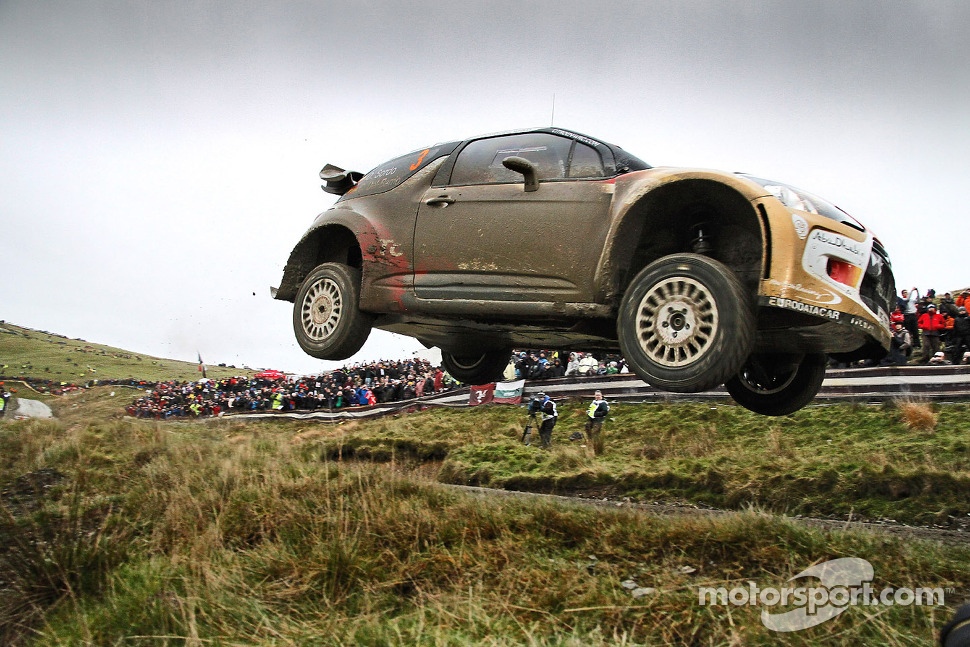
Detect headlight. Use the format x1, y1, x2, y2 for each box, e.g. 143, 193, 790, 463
763, 184, 818, 214
742, 174, 864, 229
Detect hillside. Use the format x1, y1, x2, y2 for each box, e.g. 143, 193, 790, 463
2, 398, 970, 644
0, 322, 253, 387
5, 321, 970, 643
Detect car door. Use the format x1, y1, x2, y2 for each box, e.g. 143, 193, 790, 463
413, 132, 613, 307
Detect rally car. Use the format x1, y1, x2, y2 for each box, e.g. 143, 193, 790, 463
273, 127, 895, 415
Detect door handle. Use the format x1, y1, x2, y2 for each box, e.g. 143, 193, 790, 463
425, 196, 456, 207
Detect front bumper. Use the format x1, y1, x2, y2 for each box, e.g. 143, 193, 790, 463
756, 200, 894, 357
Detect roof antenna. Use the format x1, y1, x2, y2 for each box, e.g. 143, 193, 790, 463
550, 93, 556, 126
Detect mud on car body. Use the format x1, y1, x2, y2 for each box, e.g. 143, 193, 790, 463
273, 127, 895, 415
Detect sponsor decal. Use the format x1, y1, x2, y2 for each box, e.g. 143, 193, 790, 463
808, 229, 866, 263
766, 297, 841, 321
847, 315, 875, 332
766, 279, 842, 306
550, 128, 601, 148
791, 214, 809, 240
763, 296, 885, 335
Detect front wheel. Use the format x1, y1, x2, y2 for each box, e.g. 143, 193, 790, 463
441, 349, 511, 384
725, 353, 828, 416
293, 263, 374, 360
617, 253, 754, 393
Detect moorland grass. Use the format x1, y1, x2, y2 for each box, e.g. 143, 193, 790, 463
307, 400, 970, 526
0, 322, 251, 385
2, 401, 970, 644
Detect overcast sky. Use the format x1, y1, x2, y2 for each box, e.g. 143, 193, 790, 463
2, 1, 968, 375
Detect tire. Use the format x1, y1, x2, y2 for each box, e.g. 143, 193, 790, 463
725, 352, 828, 416
617, 253, 754, 393
441, 349, 511, 384
293, 263, 374, 360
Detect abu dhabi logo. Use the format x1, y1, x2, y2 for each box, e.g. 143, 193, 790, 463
698, 557, 945, 632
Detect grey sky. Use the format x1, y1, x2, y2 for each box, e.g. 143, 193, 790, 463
1, 1, 967, 374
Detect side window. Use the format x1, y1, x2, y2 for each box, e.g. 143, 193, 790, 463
450, 134, 572, 185
568, 142, 606, 178
347, 143, 457, 200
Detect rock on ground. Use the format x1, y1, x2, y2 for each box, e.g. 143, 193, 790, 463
10, 398, 54, 419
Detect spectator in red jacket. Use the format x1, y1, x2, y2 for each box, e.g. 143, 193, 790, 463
956, 290, 969, 310
890, 305, 905, 327
917, 304, 947, 363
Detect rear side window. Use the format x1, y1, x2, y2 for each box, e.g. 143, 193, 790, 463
568, 142, 606, 177
345, 144, 457, 199
449, 133, 606, 185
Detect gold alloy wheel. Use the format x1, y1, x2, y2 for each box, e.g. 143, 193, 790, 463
634, 276, 719, 368
301, 276, 343, 342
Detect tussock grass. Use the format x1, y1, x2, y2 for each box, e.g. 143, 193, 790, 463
897, 399, 939, 433
2, 401, 970, 643
0, 474, 129, 645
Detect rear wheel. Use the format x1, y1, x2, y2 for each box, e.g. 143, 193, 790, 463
441, 349, 511, 384
293, 263, 373, 360
618, 253, 754, 393
725, 352, 828, 416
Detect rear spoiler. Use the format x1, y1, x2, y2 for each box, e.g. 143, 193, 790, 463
320, 164, 364, 195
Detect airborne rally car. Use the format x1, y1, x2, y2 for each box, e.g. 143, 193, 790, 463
273, 127, 895, 415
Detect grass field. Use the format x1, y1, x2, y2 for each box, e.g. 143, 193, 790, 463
0, 322, 253, 386
2, 386, 970, 645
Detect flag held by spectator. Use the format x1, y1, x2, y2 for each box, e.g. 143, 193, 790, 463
469, 380, 525, 406
493, 379, 525, 404
197, 352, 206, 378
469, 383, 495, 406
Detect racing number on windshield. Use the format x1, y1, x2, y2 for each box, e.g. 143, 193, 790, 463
409, 149, 430, 171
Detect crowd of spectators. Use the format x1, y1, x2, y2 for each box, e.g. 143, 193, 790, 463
887, 287, 970, 366
126, 358, 464, 419
506, 350, 628, 381
127, 350, 634, 420
15, 288, 970, 421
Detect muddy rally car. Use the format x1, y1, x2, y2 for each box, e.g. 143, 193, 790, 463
273, 127, 895, 415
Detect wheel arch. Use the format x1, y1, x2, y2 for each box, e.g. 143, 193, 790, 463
274, 223, 363, 302
601, 175, 768, 307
